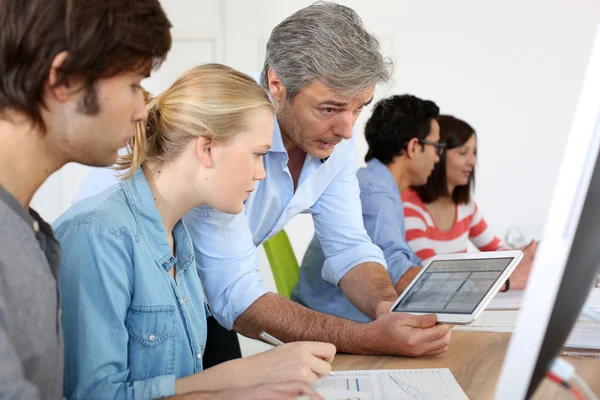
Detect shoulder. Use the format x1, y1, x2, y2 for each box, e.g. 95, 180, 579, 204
357, 166, 391, 195
53, 182, 135, 240
457, 199, 478, 221
0, 203, 33, 243
401, 191, 435, 231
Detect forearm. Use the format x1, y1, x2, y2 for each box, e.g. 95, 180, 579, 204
175, 358, 252, 394
233, 293, 369, 354
338, 262, 398, 319
394, 266, 422, 295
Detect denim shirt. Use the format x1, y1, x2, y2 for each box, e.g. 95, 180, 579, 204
54, 168, 208, 400
293, 159, 422, 322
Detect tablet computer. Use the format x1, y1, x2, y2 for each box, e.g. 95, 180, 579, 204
390, 251, 523, 324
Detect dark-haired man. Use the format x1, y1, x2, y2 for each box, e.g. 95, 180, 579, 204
0, 1, 171, 398
294, 94, 445, 322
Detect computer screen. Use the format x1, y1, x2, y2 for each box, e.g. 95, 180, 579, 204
496, 22, 600, 399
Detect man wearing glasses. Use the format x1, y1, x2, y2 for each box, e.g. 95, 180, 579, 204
293, 95, 445, 322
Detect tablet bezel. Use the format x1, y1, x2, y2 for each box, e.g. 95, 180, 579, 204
389, 250, 524, 324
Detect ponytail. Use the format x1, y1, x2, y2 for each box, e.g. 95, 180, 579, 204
115, 90, 159, 179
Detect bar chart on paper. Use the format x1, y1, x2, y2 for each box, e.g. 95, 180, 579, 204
314, 369, 468, 400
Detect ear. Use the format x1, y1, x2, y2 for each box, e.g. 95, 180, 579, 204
47, 51, 86, 103
267, 68, 287, 102
195, 136, 214, 168
406, 137, 420, 160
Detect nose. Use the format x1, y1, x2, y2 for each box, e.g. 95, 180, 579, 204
254, 159, 267, 181
133, 92, 148, 123
467, 154, 477, 167
332, 112, 354, 140
434, 152, 441, 163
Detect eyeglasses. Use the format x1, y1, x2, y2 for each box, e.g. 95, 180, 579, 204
418, 139, 446, 156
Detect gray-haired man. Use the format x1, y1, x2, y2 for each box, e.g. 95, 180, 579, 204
190, 1, 452, 358
78, 1, 452, 360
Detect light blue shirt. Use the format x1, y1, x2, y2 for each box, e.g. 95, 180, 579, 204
292, 158, 422, 322
55, 168, 208, 400
76, 121, 386, 329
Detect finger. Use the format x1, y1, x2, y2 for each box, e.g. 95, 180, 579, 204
308, 356, 333, 380
397, 312, 438, 329
422, 345, 450, 356
298, 342, 337, 362
422, 331, 452, 354
414, 322, 453, 343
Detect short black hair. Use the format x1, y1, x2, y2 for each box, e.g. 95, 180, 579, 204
413, 115, 476, 204
364, 94, 440, 165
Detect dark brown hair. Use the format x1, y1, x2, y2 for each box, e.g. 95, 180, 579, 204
0, 0, 172, 131
364, 94, 439, 165
413, 115, 476, 204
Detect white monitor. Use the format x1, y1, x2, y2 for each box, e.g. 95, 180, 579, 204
495, 22, 600, 399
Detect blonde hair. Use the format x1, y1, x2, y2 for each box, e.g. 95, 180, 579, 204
116, 63, 274, 178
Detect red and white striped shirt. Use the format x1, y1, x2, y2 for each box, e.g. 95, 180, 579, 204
401, 188, 508, 263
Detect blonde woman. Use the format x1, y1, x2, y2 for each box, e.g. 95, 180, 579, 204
54, 64, 333, 400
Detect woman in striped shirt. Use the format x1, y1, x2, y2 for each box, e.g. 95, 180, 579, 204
402, 115, 536, 290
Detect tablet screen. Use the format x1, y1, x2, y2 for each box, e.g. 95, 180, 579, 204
392, 257, 514, 314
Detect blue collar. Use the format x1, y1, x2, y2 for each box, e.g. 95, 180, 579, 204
269, 116, 287, 154
120, 168, 194, 273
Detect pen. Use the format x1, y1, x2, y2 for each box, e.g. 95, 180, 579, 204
259, 331, 335, 376
561, 350, 600, 359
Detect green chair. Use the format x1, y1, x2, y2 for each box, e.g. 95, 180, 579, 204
262, 229, 300, 299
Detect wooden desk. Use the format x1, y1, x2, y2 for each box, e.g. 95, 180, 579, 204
331, 331, 600, 399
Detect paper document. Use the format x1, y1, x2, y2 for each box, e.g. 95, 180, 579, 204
486, 287, 600, 311
456, 314, 600, 350
565, 321, 600, 350
314, 368, 468, 400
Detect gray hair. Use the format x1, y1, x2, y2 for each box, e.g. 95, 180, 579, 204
260, 1, 393, 100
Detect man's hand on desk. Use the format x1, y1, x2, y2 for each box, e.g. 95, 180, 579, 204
368, 301, 452, 357
510, 239, 537, 290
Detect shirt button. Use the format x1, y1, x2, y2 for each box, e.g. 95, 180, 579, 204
180, 297, 188, 305
148, 334, 156, 341
196, 352, 202, 359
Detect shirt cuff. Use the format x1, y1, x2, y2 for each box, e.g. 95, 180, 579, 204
386, 256, 415, 285
321, 242, 386, 285
207, 274, 271, 330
